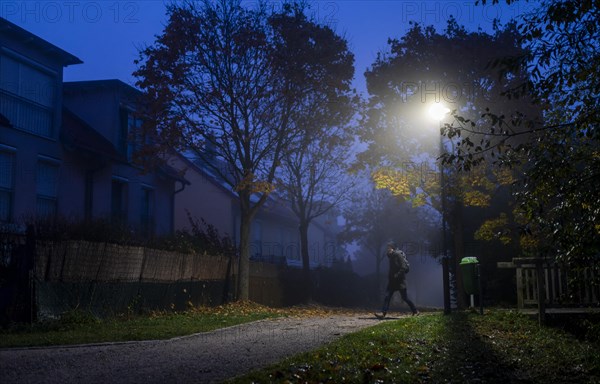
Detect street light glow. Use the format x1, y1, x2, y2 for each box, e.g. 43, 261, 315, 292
428, 103, 450, 121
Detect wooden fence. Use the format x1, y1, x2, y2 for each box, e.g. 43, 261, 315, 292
1, 234, 320, 322
500, 257, 599, 310
35, 240, 231, 283
2, 228, 375, 324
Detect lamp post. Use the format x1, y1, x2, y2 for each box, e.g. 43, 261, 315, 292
428, 103, 451, 314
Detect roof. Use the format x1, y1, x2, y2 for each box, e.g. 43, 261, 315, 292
177, 152, 300, 224
0, 112, 12, 127
0, 17, 82, 66
60, 107, 122, 160
158, 163, 190, 185
64, 80, 144, 112
64, 79, 142, 97
61, 108, 188, 184
175, 152, 238, 199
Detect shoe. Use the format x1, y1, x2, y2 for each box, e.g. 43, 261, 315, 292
412, 310, 420, 316
374, 312, 386, 319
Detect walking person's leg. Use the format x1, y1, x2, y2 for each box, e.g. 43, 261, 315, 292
375, 289, 394, 319
400, 288, 419, 315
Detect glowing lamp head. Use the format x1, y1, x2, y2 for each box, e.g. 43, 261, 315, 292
428, 103, 450, 121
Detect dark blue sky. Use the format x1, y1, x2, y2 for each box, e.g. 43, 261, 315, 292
1, 1, 531, 95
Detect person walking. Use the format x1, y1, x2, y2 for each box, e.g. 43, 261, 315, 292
375, 241, 418, 319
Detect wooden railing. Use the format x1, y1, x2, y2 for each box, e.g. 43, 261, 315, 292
500, 257, 599, 314
517, 260, 598, 308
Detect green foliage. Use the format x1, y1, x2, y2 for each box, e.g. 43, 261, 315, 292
475, 213, 511, 244
26, 215, 235, 256
30, 216, 139, 245
356, 17, 528, 231
357, 17, 528, 173
164, 212, 236, 256
448, 1, 600, 267
355, 18, 528, 308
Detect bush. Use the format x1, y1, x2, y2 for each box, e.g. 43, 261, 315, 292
23, 215, 236, 257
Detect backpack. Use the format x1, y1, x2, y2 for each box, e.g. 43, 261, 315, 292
397, 250, 410, 273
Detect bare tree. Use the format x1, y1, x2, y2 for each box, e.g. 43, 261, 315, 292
279, 124, 357, 300
134, 0, 356, 300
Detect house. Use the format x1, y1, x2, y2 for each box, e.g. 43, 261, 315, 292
169, 153, 342, 268
62, 80, 187, 235
1, 17, 82, 223
0, 18, 185, 236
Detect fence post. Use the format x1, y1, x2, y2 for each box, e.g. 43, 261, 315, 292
515, 266, 523, 309
535, 259, 546, 326
25, 225, 36, 324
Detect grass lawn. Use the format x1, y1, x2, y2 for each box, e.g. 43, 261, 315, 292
0, 301, 286, 348
231, 309, 600, 383
3, 304, 600, 383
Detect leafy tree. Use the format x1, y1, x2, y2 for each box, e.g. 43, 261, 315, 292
134, 0, 352, 300
444, 0, 600, 274
356, 18, 530, 306
358, 18, 529, 204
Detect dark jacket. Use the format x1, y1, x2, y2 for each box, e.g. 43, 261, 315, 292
387, 249, 409, 291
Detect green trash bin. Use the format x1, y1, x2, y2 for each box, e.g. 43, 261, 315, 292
459, 257, 479, 295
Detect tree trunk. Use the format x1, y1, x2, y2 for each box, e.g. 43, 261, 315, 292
299, 220, 311, 302
453, 201, 466, 309
237, 206, 252, 301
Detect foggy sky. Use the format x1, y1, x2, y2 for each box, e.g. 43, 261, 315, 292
1, 0, 528, 95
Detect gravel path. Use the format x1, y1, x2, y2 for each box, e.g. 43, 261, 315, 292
0, 313, 380, 384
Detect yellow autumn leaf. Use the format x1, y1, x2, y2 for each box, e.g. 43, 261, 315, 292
235, 173, 276, 194
475, 214, 509, 243
411, 193, 427, 208
464, 190, 491, 207
493, 167, 516, 186
371, 167, 410, 197
520, 235, 539, 250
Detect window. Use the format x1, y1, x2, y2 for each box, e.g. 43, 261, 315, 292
118, 107, 143, 162
140, 187, 154, 236
36, 160, 59, 218
111, 178, 128, 223
0, 53, 56, 137
0, 151, 15, 222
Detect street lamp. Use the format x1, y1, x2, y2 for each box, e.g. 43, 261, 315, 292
428, 103, 450, 122
427, 102, 451, 314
